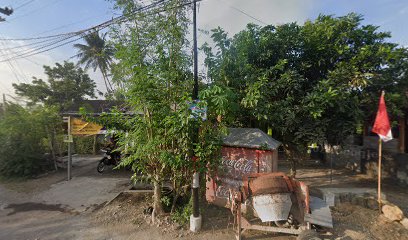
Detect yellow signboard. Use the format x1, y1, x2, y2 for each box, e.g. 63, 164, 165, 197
71, 118, 103, 136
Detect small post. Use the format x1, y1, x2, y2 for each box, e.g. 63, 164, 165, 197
330, 146, 333, 184
67, 116, 72, 181
236, 202, 242, 240
378, 138, 382, 212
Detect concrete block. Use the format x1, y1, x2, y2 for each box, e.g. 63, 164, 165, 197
190, 214, 202, 232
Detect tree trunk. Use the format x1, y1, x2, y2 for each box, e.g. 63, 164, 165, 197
46, 125, 58, 171
54, 126, 63, 157
152, 178, 163, 223
102, 71, 113, 92
290, 158, 297, 178
93, 135, 97, 155
285, 146, 297, 178
170, 179, 179, 214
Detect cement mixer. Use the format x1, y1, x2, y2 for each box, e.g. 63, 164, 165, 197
205, 128, 332, 239
229, 172, 330, 239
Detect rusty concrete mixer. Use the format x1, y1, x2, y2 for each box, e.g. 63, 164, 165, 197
230, 172, 320, 239
205, 128, 332, 240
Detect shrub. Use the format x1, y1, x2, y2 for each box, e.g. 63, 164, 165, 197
0, 104, 55, 177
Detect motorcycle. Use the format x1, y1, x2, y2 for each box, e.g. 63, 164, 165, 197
97, 148, 121, 173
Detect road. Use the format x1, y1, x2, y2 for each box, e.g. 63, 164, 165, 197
0, 155, 132, 240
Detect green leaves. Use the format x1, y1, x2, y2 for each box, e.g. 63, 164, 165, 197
203, 12, 401, 149
0, 104, 59, 177
74, 31, 115, 92
13, 61, 96, 111
106, 0, 226, 213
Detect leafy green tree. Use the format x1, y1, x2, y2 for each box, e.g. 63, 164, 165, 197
0, 104, 60, 177
107, 0, 225, 220
74, 31, 115, 92
13, 61, 96, 111
360, 47, 408, 121
203, 13, 405, 175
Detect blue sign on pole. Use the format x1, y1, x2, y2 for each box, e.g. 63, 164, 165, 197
189, 100, 207, 121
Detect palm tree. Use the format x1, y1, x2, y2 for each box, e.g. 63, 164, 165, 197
74, 31, 115, 92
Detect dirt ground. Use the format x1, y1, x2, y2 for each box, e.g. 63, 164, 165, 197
331, 203, 408, 240
294, 165, 408, 216
88, 191, 296, 240
0, 156, 407, 240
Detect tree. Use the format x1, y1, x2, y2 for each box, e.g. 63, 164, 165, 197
13, 61, 96, 111
74, 31, 115, 92
0, 104, 60, 177
203, 13, 405, 175
360, 47, 408, 121
106, 0, 225, 220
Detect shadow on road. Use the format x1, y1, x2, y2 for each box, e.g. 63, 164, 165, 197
5, 202, 69, 216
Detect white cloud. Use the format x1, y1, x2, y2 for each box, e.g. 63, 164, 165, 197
198, 0, 311, 36
195, 0, 312, 78
0, 38, 55, 96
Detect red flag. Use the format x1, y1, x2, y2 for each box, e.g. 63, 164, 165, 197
372, 91, 393, 142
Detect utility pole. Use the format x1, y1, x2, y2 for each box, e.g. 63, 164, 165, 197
68, 116, 72, 181
63, 116, 73, 181
190, 0, 202, 233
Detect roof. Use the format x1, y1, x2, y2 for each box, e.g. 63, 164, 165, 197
223, 128, 281, 150
62, 100, 129, 116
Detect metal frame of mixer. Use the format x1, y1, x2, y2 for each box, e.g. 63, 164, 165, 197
229, 172, 312, 240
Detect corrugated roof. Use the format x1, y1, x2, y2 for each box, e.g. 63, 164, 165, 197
63, 100, 124, 114
223, 128, 281, 150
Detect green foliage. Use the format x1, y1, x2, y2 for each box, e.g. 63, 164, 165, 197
360, 47, 408, 122
106, 0, 226, 214
74, 136, 100, 154
200, 85, 239, 124
13, 61, 96, 111
0, 104, 59, 177
74, 31, 115, 93
171, 199, 192, 226
203, 13, 405, 151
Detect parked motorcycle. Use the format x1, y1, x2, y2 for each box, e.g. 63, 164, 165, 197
97, 148, 121, 173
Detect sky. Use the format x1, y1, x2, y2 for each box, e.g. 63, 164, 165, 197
1, 0, 408, 102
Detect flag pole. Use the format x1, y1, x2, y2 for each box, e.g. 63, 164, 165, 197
378, 137, 382, 212
372, 90, 391, 213
377, 90, 385, 213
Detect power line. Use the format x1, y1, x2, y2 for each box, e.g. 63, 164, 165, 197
0, 0, 202, 62
0, 35, 24, 84
14, 0, 36, 10
218, 0, 267, 25
0, 35, 68, 51
0, 84, 12, 94
0, 0, 168, 41
34, 13, 107, 36
0, 34, 79, 61
8, 0, 63, 22
0, 30, 79, 41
